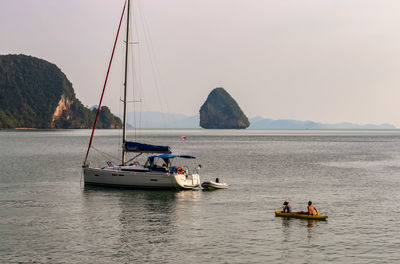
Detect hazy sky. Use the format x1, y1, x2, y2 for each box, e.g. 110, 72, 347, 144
1, 0, 400, 126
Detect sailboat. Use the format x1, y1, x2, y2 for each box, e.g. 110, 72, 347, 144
82, 0, 201, 189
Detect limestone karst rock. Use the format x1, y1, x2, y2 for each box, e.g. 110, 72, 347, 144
199, 87, 249, 129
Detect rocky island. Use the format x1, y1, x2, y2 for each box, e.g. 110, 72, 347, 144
0, 54, 121, 129
199, 87, 249, 129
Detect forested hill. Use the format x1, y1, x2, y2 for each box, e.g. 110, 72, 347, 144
0, 54, 121, 129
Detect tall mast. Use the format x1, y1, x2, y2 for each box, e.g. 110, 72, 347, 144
122, 0, 131, 165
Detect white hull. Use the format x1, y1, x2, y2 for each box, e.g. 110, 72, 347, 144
83, 166, 200, 189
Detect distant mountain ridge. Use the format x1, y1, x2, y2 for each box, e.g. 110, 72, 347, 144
249, 117, 396, 129
124, 111, 200, 129
125, 112, 396, 129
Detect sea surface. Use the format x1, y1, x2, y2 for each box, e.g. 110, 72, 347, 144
1, 129, 400, 263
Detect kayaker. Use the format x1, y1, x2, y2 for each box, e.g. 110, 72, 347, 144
307, 201, 318, 215
215, 178, 220, 183
282, 201, 292, 213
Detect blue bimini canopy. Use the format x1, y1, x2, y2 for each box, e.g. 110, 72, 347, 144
124, 141, 171, 154
147, 154, 196, 166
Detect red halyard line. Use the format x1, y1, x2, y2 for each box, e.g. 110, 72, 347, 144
83, 1, 127, 165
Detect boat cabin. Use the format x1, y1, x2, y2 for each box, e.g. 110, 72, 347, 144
145, 154, 197, 173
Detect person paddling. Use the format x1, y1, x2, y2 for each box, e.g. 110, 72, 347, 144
307, 201, 319, 215
282, 201, 292, 213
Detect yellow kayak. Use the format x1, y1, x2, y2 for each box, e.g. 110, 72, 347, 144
275, 211, 328, 220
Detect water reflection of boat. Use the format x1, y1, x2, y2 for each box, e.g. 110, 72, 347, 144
81, 187, 202, 258
81, 187, 180, 260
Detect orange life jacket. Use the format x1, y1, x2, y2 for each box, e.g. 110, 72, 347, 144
308, 205, 316, 215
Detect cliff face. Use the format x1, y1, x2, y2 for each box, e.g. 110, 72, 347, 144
0, 54, 121, 129
52, 94, 72, 125
199, 87, 250, 129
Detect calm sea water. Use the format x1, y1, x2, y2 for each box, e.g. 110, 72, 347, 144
1, 129, 400, 263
